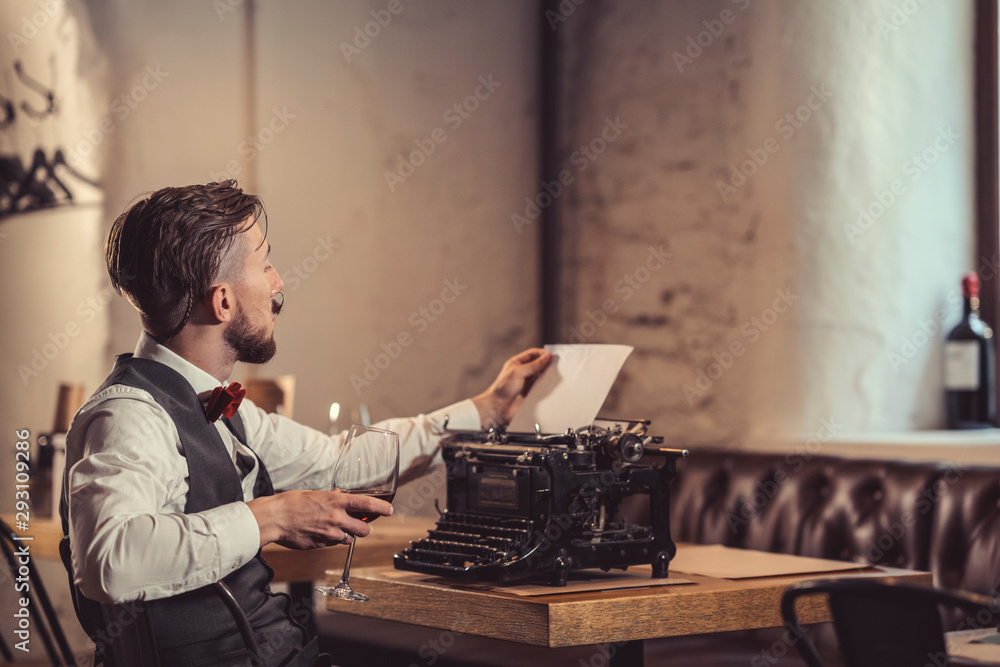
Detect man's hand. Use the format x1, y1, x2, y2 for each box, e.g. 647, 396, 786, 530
247, 490, 393, 549
471, 347, 552, 429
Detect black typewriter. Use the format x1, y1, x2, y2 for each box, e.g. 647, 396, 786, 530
393, 419, 687, 586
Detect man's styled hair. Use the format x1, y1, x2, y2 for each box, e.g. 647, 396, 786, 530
106, 180, 265, 341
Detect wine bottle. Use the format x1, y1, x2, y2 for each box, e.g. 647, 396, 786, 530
944, 273, 996, 429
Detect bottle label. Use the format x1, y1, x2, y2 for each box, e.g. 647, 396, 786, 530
944, 341, 980, 390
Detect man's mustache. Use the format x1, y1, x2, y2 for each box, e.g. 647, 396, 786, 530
272, 292, 284, 315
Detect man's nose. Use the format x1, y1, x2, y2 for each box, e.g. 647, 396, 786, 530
271, 269, 284, 294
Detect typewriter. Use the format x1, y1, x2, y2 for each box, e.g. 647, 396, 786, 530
393, 419, 687, 586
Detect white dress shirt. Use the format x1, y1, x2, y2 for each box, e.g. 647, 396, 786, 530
64, 331, 481, 604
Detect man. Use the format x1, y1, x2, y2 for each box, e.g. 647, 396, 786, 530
62, 180, 550, 666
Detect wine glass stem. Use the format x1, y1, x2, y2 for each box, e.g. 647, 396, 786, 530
339, 540, 357, 585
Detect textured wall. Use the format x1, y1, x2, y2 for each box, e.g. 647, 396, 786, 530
557, 0, 974, 447
0, 7, 108, 483
0, 0, 109, 656
0, 1, 108, 444
251, 0, 539, 429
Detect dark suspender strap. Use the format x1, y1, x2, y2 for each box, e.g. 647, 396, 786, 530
223, 414, 274, 497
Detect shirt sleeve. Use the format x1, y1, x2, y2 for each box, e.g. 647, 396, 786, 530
240, 398, 482, 492
64, 388, 261, 604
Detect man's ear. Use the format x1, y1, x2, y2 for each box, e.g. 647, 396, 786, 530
208, 283, 234, 323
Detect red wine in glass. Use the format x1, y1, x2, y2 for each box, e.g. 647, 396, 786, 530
344, 490, 396, 523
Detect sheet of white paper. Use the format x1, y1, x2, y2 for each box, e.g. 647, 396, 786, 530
508, 344, 633, 433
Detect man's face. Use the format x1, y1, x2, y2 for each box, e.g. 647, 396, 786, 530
223, 221, 284, 364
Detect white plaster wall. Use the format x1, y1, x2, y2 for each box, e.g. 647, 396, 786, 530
0, 1, 108, 491
557, 0, 974, 447
251, 0, 539, 429
0, 0, 108, 657
88, 0, 252, 357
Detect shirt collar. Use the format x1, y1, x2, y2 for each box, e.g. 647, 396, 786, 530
133, 331, 229, 399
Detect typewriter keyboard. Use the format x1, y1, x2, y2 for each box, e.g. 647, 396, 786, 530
403, 511, 535, 567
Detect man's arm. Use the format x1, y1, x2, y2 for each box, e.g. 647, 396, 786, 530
247, 489, 390, 548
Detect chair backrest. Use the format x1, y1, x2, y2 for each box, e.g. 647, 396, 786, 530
58, 534, 159, 666
58, 535, 262, 666
781, 577, 998, 667
244, 375, 295, 417
0, 518, 75, 665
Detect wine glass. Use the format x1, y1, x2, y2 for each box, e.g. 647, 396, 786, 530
315, 424, 399, 602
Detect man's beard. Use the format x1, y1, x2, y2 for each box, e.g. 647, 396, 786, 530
224, 299, 280, 364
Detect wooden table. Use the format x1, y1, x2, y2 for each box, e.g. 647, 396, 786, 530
323, 545, 932, 666
2, 514, 436, 582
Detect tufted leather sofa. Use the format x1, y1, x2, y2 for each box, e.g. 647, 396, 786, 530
649, 448, 1000, 665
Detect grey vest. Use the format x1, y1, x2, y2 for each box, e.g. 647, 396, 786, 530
63, 355, 317, 666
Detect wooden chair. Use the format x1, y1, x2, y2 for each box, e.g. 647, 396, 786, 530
244, 375, 295, 417
0, 517, 75, 665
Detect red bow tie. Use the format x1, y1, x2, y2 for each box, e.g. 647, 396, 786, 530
205, 382, 246, 422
